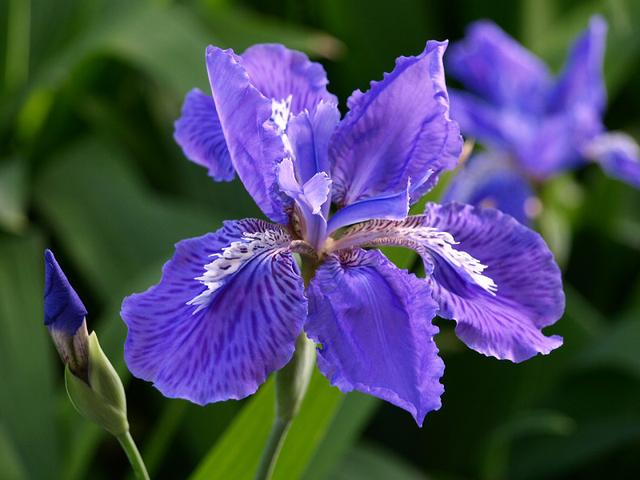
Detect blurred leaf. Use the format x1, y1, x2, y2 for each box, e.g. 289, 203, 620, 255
573, 312, 640, 378
511, 415, 640, 479
0, 230, 59, 479
0, 158, 28, 233
34, 138, 217, 300
530, 0, 640, 98
538, 175, 584, 266
191, 368, 343, 480
302, 393, 379, 480
0, 424, 28, 480
481, 410, 576, 480
198, 1, 344, 59
33, 3, 218, 96
3, 0, 31, 94
334, 442, 428, 480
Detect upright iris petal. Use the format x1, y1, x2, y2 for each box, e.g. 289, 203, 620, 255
173, 88, 235, 182
447, 20, 550, 112
548, 16, 607, 115
330, 41, 462, 207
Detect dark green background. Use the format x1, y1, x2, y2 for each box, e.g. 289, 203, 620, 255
1, 0, 639, 478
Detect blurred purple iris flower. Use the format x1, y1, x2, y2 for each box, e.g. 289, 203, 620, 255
445, 16, 640, 224
121, 42, 564, 425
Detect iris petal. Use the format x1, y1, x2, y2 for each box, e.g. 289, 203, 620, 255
121, 219, 306, 404
422, 203, 564, 361
330, 41, 461, 206
44, 249, 87, 335
548, 16, 607, 115
443, 152, 538, 225
173, 88, 235, 182
240, 44, 337, 115
205, 44, 337, 223
206, 47, 289, 222
585, 132, 640, 188
447, 20, 551, 113
307, 249, 444, 426
332, 203, 565, 362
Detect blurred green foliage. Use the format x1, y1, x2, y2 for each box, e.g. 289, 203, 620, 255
0, 0, 639, 478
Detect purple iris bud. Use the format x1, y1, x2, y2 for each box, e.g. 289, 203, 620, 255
44, 249, 89, 379
123, 40, 565, 426
445, 16, 639, 219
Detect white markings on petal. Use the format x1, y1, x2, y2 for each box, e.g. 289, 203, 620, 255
270, 95, 294, 158
399, 226, 497, 295
329, 217, 498, 295
187, 228, 291, 312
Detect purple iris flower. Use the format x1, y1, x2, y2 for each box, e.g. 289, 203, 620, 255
121, 42, 565, 425
445, 16, 640, 224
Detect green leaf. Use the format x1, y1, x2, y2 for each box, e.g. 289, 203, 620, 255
190, 368, 343, 480
31, 3, 219, 96
572, 312, 640, 378
0, 424, 28, 480
481, 410, 576, 480
197, 2, 344, 59
334, 442, 428, 480
510, 416, 640, 479
0, 231, 59, 479
302, 393, 379, 480
34, 138, 218, 300
0, 158, 28, 233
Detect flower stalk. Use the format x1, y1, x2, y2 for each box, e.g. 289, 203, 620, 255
254, 256, 317, 480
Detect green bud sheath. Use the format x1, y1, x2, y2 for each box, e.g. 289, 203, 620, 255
64, 332, 129, 436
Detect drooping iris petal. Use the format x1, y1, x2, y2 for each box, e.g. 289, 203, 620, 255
240, 44, 337, 115
306, 249, 444, 426
121, 219, 306, 404
330, 41, 462, 206
585, 132, 640, 188
443, 153, 539, 225
422, 203, 564, 361
44, 249, 87, 335
548, 16, 607, 115
332, 203, 565, 362
173, 88, 234, 182
447, 20, 550, 113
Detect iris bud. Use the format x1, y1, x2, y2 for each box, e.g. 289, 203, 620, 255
44, 249, 128, 435
44, 249, 90, 378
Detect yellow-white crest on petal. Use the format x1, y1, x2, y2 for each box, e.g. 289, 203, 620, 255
187, 229, 291, 312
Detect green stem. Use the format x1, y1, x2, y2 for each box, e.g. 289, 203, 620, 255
254, 256, 317, 480
117, 431, 150, 480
